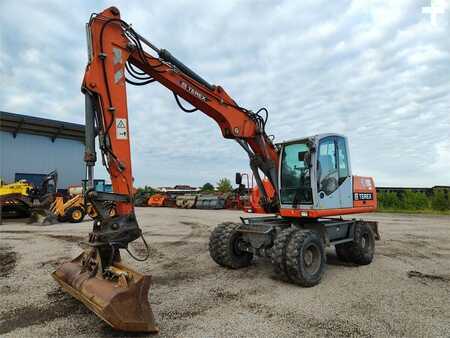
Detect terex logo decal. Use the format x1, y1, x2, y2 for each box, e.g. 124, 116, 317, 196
180, 81, 209, 102
354, 192, 373, 201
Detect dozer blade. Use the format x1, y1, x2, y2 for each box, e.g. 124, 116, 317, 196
28, 209, 58, 225
52, 252, 159, 333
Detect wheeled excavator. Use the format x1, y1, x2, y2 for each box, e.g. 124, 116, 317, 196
53, 7, 380, 333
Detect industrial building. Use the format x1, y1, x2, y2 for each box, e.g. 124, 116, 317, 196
0, 111, 85, 189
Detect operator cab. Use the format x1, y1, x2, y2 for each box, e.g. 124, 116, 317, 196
278, 133, 357, 215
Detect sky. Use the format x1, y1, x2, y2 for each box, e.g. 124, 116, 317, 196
1, 0, 449, 188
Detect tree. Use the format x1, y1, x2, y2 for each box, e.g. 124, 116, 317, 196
217, 178, 233, 193
136, 185, 156, 195
201, 182, 215, 192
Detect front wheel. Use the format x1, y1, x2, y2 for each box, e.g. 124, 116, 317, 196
285, 230, 326, 287
209, 222, 253, 269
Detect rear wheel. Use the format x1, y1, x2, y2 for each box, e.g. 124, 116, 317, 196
336, 223, 375, 265
285, 230, 326, 287
209, 222, 253, 269
66, 206, 85, 223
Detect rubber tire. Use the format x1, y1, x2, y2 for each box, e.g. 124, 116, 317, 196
271, 227, 297, 280
285, 230, 326, 287
337, 223, 375, 265
209, 222, 253, 269
66, 206, 85, 223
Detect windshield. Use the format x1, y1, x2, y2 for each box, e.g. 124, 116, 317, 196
280, 142, 313, 205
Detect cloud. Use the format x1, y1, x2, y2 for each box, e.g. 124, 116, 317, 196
1, 0, 449, 188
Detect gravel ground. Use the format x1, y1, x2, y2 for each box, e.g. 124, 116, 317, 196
1, 208, 449, 337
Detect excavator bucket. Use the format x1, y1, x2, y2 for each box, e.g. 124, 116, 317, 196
52, 252, 159, 333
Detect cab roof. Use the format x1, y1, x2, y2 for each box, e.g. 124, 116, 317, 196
276, 133, 346, 146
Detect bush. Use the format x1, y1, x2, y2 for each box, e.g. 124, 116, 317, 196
377, 189, 449, 212
400, 190, 429, 210
431, 190, 449, 211
378, 192, 401, 209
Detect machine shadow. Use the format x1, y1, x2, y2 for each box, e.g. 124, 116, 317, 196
325, 251, 356, 267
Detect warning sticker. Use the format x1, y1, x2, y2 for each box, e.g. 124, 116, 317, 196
116, 118, 128, 140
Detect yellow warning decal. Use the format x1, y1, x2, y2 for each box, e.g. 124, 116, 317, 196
116, 118, 128, 140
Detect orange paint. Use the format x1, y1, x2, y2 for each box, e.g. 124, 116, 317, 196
352, 176, 377, 209
280, 206, 375, 218
244, 178, 276, 213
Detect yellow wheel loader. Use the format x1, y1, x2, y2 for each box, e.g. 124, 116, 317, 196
51, 194, 117, 223
0, 171, 58, 225
50, 195, 86, 223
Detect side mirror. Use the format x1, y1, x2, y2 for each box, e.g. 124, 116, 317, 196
235, 172, 242, 185
304, 151, 311, 168
298, 151, 306, 161
304, 141, 315, 168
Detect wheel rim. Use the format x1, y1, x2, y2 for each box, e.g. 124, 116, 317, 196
361, 232, 374, 252
72, 210, 82, 220
231, 233, 246, 257
303, 243, 321, 274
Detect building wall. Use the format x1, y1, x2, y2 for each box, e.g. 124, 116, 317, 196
0, 131, 84, 188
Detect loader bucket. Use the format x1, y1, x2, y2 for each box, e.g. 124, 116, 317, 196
28, 209, 58, 225
52, 252, 159, 333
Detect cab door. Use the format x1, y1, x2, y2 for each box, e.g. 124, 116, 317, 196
316, 137, 340, 209
336, 136, 353, 208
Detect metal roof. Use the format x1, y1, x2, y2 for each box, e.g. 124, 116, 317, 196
0, 111, 85, 142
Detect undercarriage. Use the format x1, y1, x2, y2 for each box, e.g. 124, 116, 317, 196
209, 216, 380, 286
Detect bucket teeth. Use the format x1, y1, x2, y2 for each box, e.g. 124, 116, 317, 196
52, 252, 159, 333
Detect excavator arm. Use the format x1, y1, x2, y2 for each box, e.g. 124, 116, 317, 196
83, 7, 279, 216
53, 6, 279, 333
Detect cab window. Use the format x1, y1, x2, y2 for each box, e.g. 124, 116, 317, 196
317, 137, 338, 195
280, 142, 313, 204
336, 137, 349, 184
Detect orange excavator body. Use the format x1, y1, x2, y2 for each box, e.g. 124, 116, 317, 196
244, 178, 276, 213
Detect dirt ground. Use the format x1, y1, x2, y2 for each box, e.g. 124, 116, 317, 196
1, 208, 449, 337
